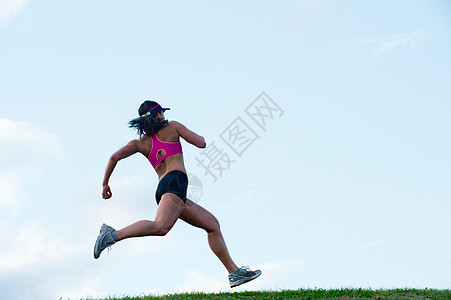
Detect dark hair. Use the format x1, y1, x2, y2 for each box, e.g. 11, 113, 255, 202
129, 100, 168, 136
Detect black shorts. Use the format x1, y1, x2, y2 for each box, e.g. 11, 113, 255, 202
155, 170, 188, 205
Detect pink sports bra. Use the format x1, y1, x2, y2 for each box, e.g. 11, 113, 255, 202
147, 132, 183, 168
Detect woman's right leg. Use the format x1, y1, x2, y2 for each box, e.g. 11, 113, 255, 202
115, 193, 185, 241
179, 200, 238, 274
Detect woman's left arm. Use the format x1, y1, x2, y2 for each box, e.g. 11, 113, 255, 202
102, 140, 140, 199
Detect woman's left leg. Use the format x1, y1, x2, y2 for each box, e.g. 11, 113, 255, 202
179, 200, 238, 274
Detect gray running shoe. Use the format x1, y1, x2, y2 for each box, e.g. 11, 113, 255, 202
93, 223, 117, 259
228, 266, 262, 288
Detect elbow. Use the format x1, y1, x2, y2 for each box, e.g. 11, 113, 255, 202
199, 138, 207, 148
109, 154, 120, 163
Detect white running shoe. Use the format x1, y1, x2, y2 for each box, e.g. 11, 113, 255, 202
228, 266, 262, 288
93, 223, 117, 259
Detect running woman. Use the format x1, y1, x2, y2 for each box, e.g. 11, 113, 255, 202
93, 100, 261, 288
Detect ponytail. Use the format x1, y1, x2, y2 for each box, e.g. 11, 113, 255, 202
129, 113, 168, 136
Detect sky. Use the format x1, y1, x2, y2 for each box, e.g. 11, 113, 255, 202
1, 0, 451, 299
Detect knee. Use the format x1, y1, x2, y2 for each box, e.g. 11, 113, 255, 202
205, 216, 221, 233
154, 224, 171, 236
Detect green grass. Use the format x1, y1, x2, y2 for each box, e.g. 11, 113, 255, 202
83, 288, 451, 300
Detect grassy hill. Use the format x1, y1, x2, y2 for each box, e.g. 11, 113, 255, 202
84, 288, 451, 300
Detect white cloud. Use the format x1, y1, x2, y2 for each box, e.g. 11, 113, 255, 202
0, 119, 63, 213
0, 173, 25, 212
0, 119, 63, 166
0, 220, 103, 300
0, 223, 68, 270
343, 31, 424, 60
0, 119, 77, 299
0, 0, 28, 22
371, 32, 423, 58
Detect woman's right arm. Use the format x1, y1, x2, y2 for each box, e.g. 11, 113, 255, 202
173, 121, 207, 148
102, 140, 140, 199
